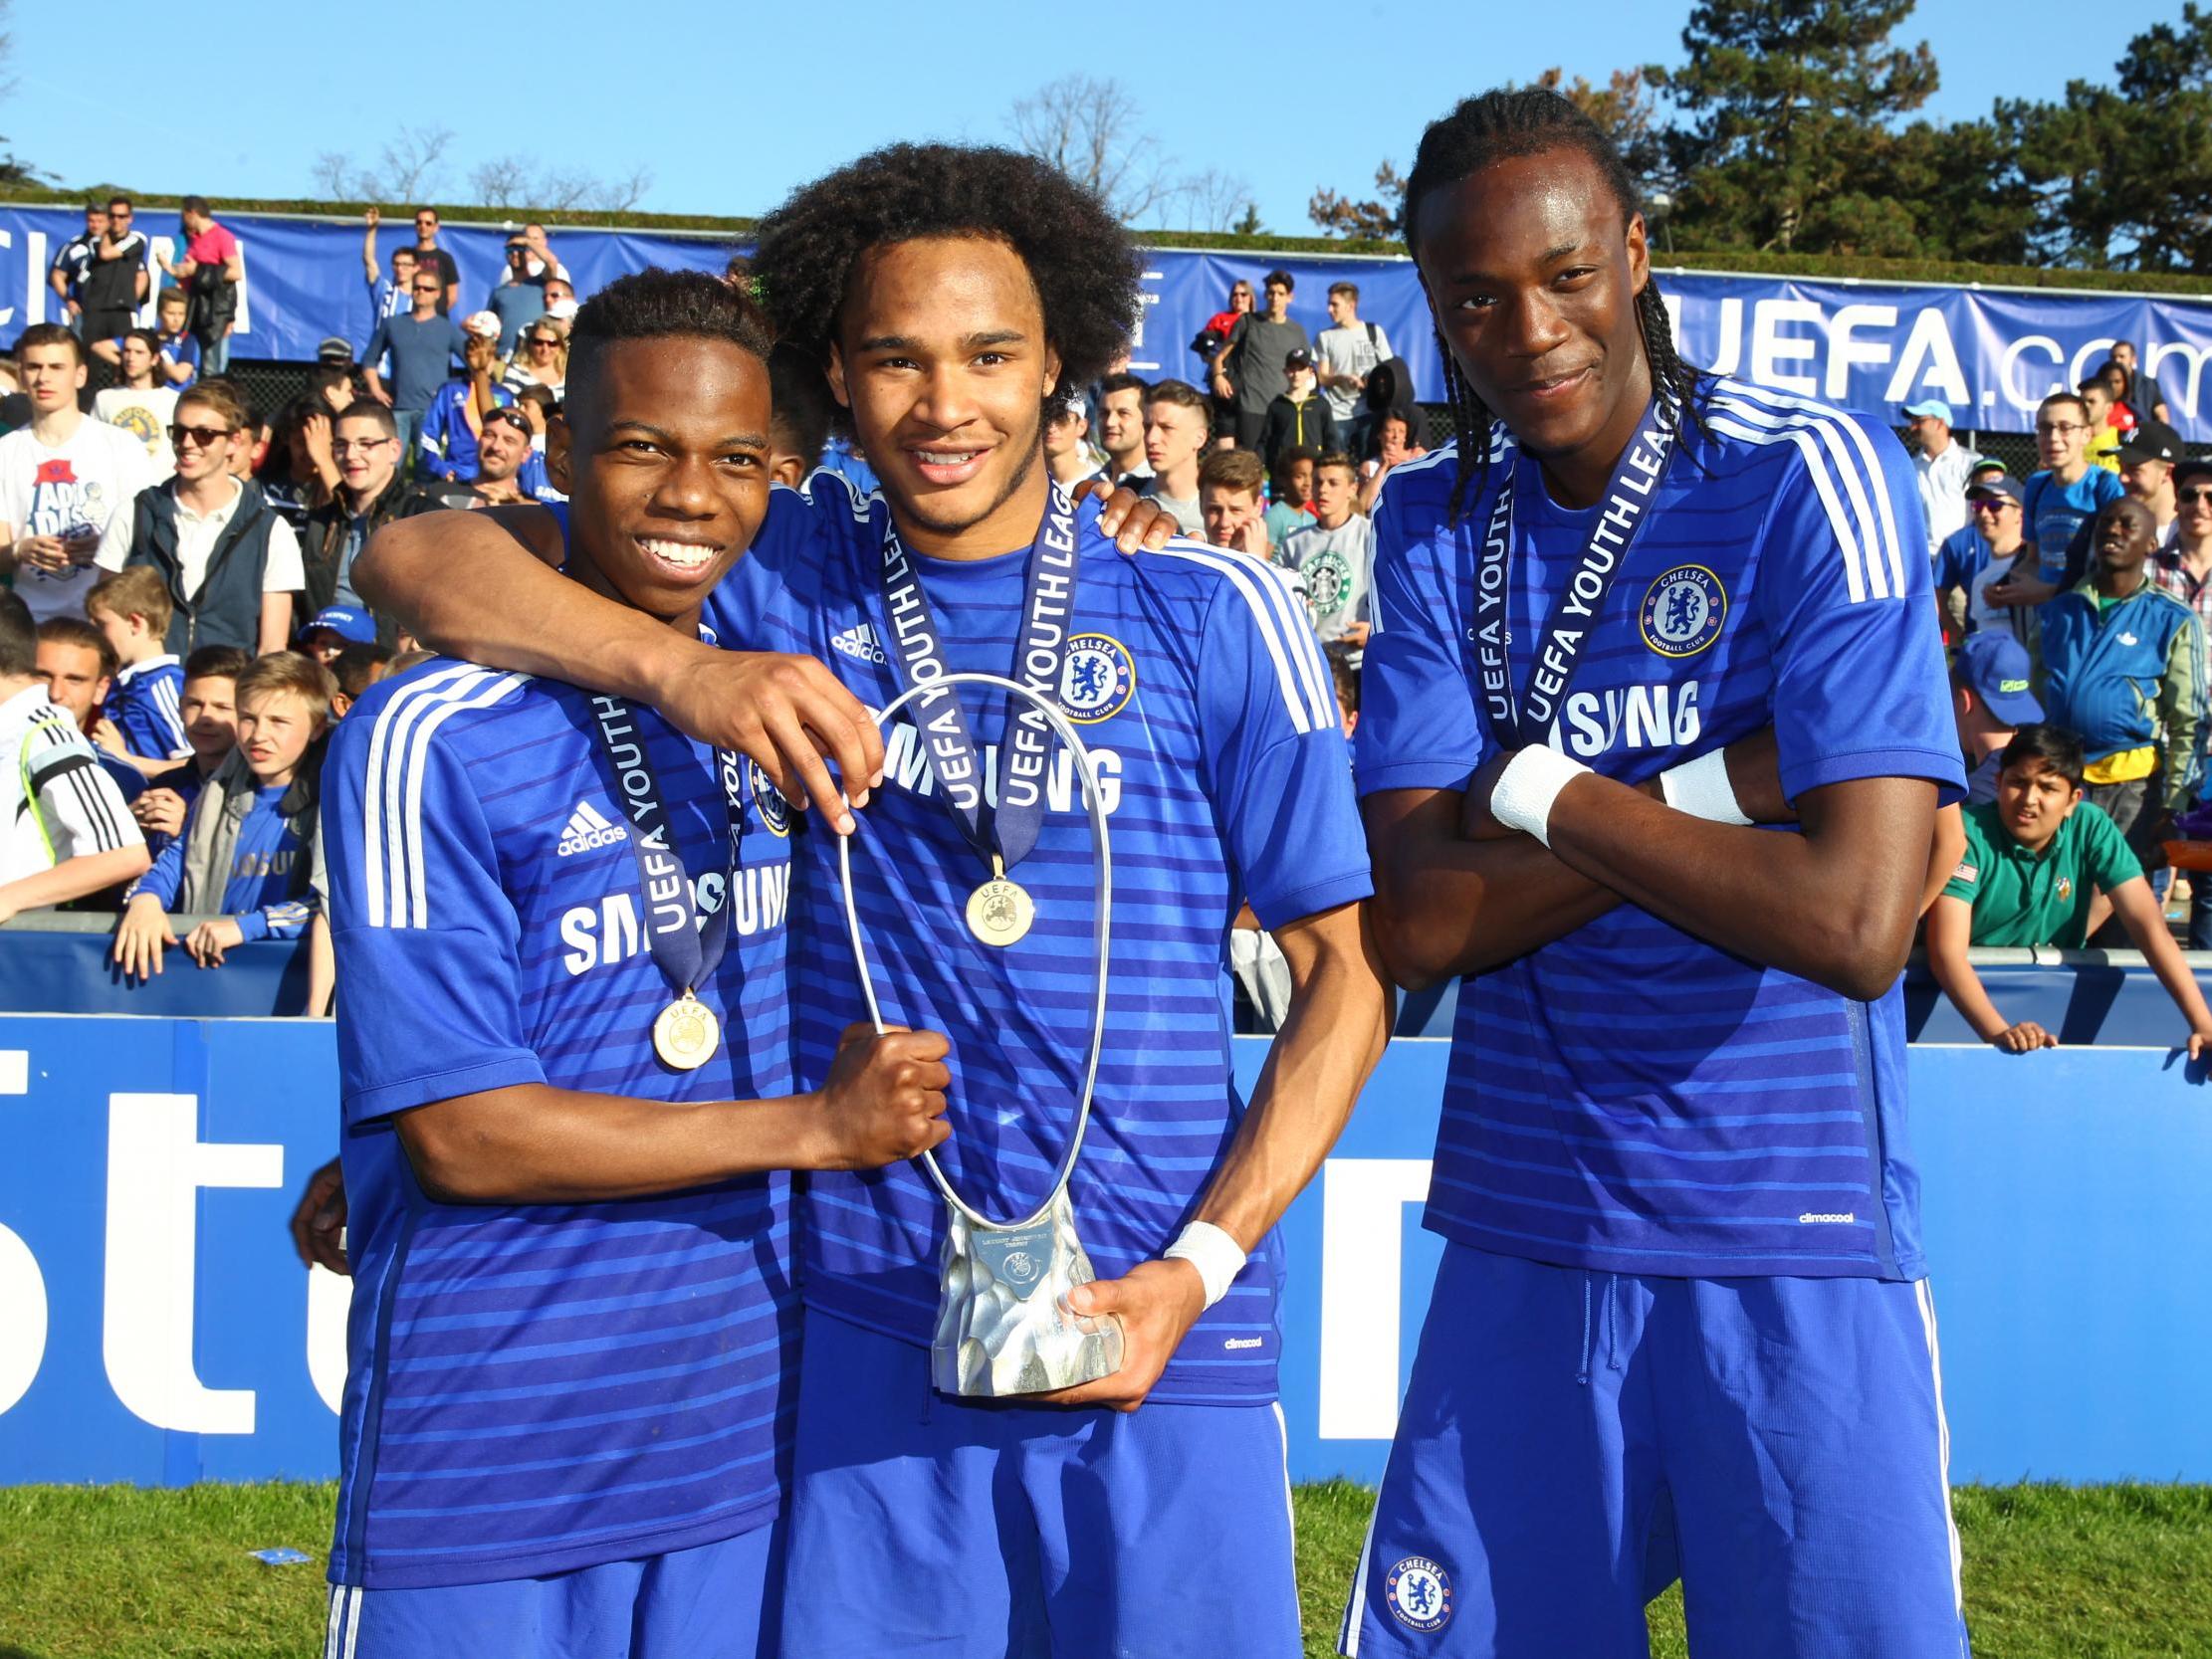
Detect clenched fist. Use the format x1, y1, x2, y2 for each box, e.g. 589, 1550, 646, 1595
814, 1023, 952, 1169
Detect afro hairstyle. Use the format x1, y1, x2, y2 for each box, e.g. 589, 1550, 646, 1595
749, 143, 1141, 440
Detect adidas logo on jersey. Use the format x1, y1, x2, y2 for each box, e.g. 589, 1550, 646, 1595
555, 801, 627, 857
831, 622, 888, 665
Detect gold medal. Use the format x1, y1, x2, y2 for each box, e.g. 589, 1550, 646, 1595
652, 992, 721, 1071
966, 858, 1035, 947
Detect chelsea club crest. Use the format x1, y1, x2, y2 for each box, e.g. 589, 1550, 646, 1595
1057, 632, 1137, 723
1640, 564, 1727, 658
1385, 1555, 1453, 1633
747, 757, 791, 837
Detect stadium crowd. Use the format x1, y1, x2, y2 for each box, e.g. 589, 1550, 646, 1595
5, 191, 2211, 1051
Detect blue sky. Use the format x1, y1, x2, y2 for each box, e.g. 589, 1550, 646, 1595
12, 0, 2181, 231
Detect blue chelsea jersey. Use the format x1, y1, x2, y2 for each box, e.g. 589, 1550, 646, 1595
704, 477, 1373, 1403
1356, 376, 1966, 1281
323, 655, 798, 1590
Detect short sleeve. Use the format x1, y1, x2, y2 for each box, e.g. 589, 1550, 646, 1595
1353, 472, 1488, 796
1193, 559, 1373, 930
1938, 812, 1991, 906
2081, 804, 2146, 893
27, 728, 144, 861
261, 515, 305, 593
326, 706, 546, 1127
1753, 420, 1966, 805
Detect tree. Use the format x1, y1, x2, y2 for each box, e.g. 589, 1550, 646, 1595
1650, 0, 1938, 254
312, 127, 456, 203
1008, 76, 1178, 225
1175, 167, 1257, 235
1308, 161, 1405, 240
1536, 67, 1671, 200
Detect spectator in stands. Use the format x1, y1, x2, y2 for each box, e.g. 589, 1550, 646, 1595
410, 208, 461, 313
300, 402, 430, 633
542, 277, 579, 320
1314, 283, 1392, 434
157, 197, 244, 375
256, 398, 340, 526
1259, 348, 1339, 471
2040, 497, 2203, 855
111, 650, 333, 980
1351, 356, 1419, 462
84, 567, 189, 780
1951, 629, 2044, 803
308, 355, 359, 415
1194, 279, 1255, 438
2152, 460, 2212, 639
508, 382, 565, 501
93, 331, 180, 481
149, 290, 200, 389
0, 325, 151, 622
1094, 372, 1151, 485
34, 616, 114, 738
2077, 374, 2125, 474
1988, 391, 2127, 613
0, 592, 148, 919
359, 209, 413, 332
295, 606, 378, 666
1137, 378, 1210, 536
1280, 451, 1374, 648
78, 196, 149, 348
362, 268, 466, 465
502, 318, 568, 401
1357, 408, 1429, 513
329, 639, 392, 719
419, 315, 512, 483
1927, 725, 2212, 1054
1263, 446, 1317, 545
1211, 270, 1310, 450
1043, 398, 1102, 492
127, 643, 246, 851
1903, 399, 1979, 563
1198, 448, 1278, 560
1934, 471, 2031, 640
49, 204, 104, 333
521, 223, 570, 286
123, 378, 302, 656
767, 341, 835, 488
428, 404, 534, 508
2115, 420, 2182, 547
2110, 340, 2170, 426
487, 238, 547, 355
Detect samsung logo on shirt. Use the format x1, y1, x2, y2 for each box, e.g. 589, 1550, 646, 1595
878, 715, 1125, 817
1558, 682, 1702, 759
557, 867, 789, 975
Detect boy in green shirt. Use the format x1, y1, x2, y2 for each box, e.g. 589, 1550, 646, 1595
1928, 724, 2212, 1053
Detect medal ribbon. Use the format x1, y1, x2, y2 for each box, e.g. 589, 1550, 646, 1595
1469, 399, 1678, 750
587, 694, 746, 997
875, 480, 1081, 874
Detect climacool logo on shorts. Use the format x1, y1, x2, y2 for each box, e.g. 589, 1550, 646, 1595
1385, 1555, 1452, 1633
1798, 1211, 1858, 1225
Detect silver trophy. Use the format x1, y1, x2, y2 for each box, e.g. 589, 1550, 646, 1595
838, 672, 1124, 1396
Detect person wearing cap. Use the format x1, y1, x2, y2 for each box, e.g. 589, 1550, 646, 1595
485, 238, 548, 356
2039, 496, 2205, 857
1951, 628, 2044, 803
1903, 399, 1980, 561
1927, 723, 2212, 1054
295, 605, 377, 664
418, 314, 514, 484
1933, 470, 2031, 641
361, 267, 468, 470
1257, 346, 1339, 472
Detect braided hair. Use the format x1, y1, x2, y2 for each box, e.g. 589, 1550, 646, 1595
1405, 88, 1709, 522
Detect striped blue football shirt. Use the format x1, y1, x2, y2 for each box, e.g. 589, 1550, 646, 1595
705, 480, 1372, 1403
1356, 377, 1965, 1281
107, 655, 188, 762
324, 654, 798, 1590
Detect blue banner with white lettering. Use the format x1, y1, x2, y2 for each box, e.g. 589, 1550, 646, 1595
14, 202, 2212, 437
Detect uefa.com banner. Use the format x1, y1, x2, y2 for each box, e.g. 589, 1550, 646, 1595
6, 202, 2212, 438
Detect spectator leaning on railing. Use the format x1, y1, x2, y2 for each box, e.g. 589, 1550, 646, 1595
1950, 629, 2044, 804
1926, 724, 2212, 1055
125, 643, 247, 854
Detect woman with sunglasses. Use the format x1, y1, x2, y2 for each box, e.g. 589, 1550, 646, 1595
500, 321, 567, 402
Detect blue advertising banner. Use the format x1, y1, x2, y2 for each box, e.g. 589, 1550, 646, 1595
11, 203, 2212, 436
0, 1017, 2206, 1493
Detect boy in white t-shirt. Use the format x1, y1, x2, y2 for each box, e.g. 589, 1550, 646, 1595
0, 324, 151, 621
92, 329, 180, 481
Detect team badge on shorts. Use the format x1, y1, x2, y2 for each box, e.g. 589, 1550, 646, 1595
748, 758, 791, 837
1057, 633, 1137, 723
1385, 1555, 1453, 1633
1640, 564, 1726, 658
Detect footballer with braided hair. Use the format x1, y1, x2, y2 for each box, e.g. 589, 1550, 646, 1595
1344, 88, 1971, 1656
361, 143, 1390, 1655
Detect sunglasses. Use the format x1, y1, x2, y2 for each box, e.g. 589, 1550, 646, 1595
412, 283, 442, 294
530, 335, 558, 347
2179, 487, 2212, 507
170, 423, 233, 448
483, 407, 532, 435
1969, 498, 2017, 514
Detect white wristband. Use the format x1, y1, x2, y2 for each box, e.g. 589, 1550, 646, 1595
1659, 747, 1753, 825
1488, 745, 1590, 847
1163, 1221, 1247, 1310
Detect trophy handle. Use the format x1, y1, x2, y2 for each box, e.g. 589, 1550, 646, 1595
836, 671, 1113, 1234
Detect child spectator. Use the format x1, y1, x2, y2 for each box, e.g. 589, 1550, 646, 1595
1279, 450, 1375, 649
112, 651, 334, 978
85, 567, 189, 780
0, 591, 149, 919
128, 644, 246, 852
1950, 629, 2044, 804
1263, 446, 1318, 545
295, 606, 377, 666
330, 639, 392, 719
1926, 725, 2212, 1054
1257, 349, 1339, 471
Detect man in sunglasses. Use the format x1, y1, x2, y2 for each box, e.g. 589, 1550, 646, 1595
81, 195, 150, 347
121, 377, 303, 656
362, 267, 468, 472
424, 404, 534, 510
